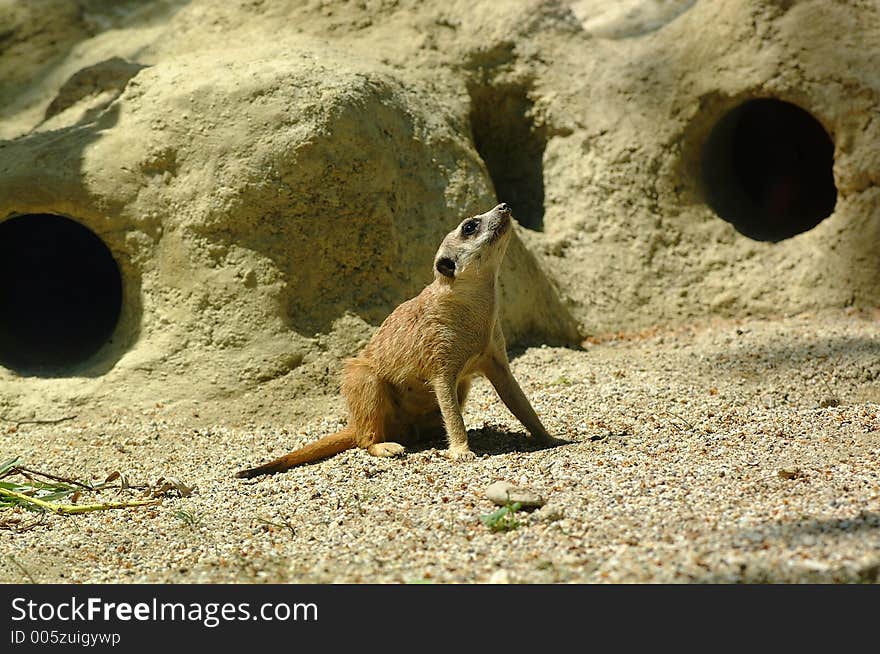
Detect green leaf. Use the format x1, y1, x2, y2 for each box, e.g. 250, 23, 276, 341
0, 457, 20, 477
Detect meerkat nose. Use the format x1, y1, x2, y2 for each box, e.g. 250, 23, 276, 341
496, 203, 511, 213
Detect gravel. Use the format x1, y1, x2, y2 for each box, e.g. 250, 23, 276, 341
2, 308, 879, 583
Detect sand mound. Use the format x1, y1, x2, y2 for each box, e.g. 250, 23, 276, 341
0, 0, 877, 420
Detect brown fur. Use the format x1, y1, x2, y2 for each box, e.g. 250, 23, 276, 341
237, 203, 557, 478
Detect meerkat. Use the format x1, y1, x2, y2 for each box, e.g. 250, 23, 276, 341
237, 203, 558, 478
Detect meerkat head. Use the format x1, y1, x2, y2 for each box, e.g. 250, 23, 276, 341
433, 203, 513, 283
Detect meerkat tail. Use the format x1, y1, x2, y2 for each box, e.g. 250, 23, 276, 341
236, 428, 356, 478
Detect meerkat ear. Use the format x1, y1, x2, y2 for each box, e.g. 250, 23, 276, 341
435, 256, 456, 279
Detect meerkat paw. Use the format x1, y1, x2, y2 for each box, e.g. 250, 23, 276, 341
534, 433, 567, 446
443, 447, 476, 462
368, 442, 406, 458
529, 429, 565, 445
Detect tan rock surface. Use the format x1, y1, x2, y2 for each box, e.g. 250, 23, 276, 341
0, 0, 878, 585
2, 1, 878, 417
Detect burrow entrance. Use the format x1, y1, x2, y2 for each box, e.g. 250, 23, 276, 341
701, 98, 837, 242
468, 82, 547, 231
0, 214, 123, 375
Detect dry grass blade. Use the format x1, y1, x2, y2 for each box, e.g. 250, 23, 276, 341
0, 513, 45, 532
0, 457, 82, 509
0, 414, 77, 426
0, 486, 161, 514
7, 556, 37, 584
14, 465, 96, 490
0, 456, 162, 517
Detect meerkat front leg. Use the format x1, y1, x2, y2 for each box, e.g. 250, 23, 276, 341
480, 324, 555, 442
481, 350, 557, 443
434, 375, 475, 460
482, 355, 552, 441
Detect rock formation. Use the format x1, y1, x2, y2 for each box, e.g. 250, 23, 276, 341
0, 0, 876, 420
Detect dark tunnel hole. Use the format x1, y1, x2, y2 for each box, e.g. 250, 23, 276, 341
0, 214, 122, 375
468, 83, 547, 231
701, 98, 837, 242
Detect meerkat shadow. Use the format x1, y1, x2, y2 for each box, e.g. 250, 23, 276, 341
471, 426, 572, 456
406, 425, 570, 457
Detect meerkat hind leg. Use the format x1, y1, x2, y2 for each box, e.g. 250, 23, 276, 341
368, 442, 405, 457
344, 359, 406, 457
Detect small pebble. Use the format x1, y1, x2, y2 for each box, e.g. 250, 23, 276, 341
777, 467, 802, 480
533, 504, 564, 522
487, 569, 511, 584
485, 481, 545, 508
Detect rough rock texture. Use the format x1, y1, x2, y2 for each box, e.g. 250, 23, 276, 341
1, 0, 878, 422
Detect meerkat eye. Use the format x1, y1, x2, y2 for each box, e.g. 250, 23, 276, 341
461, 220, 479, 237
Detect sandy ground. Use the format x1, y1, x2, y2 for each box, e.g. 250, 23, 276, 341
2, 308, 879, 584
